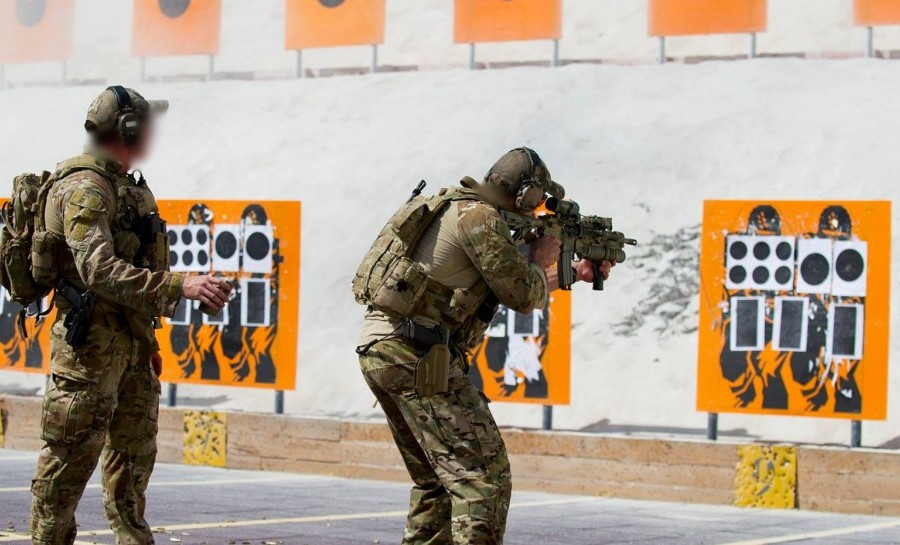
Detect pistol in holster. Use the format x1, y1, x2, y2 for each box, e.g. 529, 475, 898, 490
56, 280, 97, 349
401, 318, 452, 398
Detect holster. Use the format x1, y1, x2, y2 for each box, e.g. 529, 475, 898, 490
415, 344, 451, 398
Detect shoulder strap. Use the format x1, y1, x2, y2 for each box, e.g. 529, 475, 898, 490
37, 155, 119, 232
403, 188, 489, 259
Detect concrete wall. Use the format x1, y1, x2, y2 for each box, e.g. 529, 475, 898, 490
5, 0, 900, 85
2, 394, 899, 516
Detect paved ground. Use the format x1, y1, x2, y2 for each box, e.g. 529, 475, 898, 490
1, 449, 899, 545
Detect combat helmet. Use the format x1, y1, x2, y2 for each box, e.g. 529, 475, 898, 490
484, 147, 565, 212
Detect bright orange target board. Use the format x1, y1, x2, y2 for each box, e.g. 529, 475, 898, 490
156, 200, 301, 390
855, 0, 900, 26
470, 290, 570, 405
285, 0, 386, 50
649, 0, 767, 37
454, 0, 562, 44
697, 201, 890, 420
132, 0, 222, 57
0, 0, 75, 64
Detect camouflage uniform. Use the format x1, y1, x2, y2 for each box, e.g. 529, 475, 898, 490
31, 89, 183, 545
358, 151, 551, 545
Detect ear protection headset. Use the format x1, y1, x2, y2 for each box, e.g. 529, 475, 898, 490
514, 147, 549, 212
107, 85, 142, 147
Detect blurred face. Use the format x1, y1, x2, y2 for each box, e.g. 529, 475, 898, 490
131, 119, 156, 163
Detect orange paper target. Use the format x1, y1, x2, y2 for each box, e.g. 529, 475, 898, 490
855, 0, 900, 26
285, 0, 386, 50
0, 0, 74, 64
454, 0, 562, 44
470, 290, 570, 405
649, 0, 767, 37
132, 0, 222, 57
156, 200, 301, 390
697, 201, 890, 420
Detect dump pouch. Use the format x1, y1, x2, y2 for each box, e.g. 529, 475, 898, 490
370, 257, 429, 318
415, 344, 451, 397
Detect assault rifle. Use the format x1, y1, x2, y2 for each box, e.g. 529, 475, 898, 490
501, 198, 637, 291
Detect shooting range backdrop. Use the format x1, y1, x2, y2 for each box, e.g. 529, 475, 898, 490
697, 200, 890, 420
0, 199, 301, 392
470, 290, 571, 405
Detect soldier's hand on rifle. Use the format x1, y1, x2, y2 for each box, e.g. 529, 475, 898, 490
181, 275, 232, 314
529, 235, 562, 269
575, 259, 615, 283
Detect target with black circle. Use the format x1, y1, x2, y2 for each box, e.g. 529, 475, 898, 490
212, 224, 241, 272
16, 0, 46, 27
794, 238, 833, 295
725, 235, 795, 291
242, 224, 274, 274
167, 224, 212, 273
831, 241, 867, 297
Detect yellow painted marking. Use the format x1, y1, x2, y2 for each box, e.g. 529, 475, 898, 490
0, 498, 593, 542
716, 519, 900, 545
183, 410, 227, 468
0, 476, 291, 493
735, 445, 796, 509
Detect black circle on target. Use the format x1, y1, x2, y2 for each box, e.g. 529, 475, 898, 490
158, 0, 191, 18
800, 253, 830, 286
729, 241, 747, 260
181, 229, 193, 245
752, 266, 769, 284
318, 0, 346, 7
776, 241, 792, 260
16, 0, 46, 28
215, 231, 238, 259
197, 250, 209, 267
182, 251, 194, 266
196, 229, 208, 245
835, 249, 865, 282
167, 230, 178, 246
246, 232, 270, 260
753, 241, 770, 260
775, 266, 792, 285
169, 250, 178, 267
729, 266, 747, 284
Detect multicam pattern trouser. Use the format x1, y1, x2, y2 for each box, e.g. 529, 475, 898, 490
360, 339, 512, 545
31, 319, 161, 545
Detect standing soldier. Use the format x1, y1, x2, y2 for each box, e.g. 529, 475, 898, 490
353, 148, 613, 544
30, 86, 230, 545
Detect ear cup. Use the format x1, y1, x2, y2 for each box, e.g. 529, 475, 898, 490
107, 85, 140, 147
515, 182, 546, 212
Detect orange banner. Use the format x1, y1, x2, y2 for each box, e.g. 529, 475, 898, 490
649, 0, 767, 37
470, 290, 570, 405
157, 200, 301, 390
0, 0, 74, 64
454, 0, 562, 44
132, 0, 222, 57
697, 201, 890, 420
285, 0, 386, 50
855, 0, 900, 26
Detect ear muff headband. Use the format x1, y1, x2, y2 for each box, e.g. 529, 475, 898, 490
515, 147, 547, 211
107, 85, 141, 147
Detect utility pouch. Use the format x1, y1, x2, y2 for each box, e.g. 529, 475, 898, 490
30, 231, 65, 287
415, 344, 451, 397
370, 257, 428, 318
